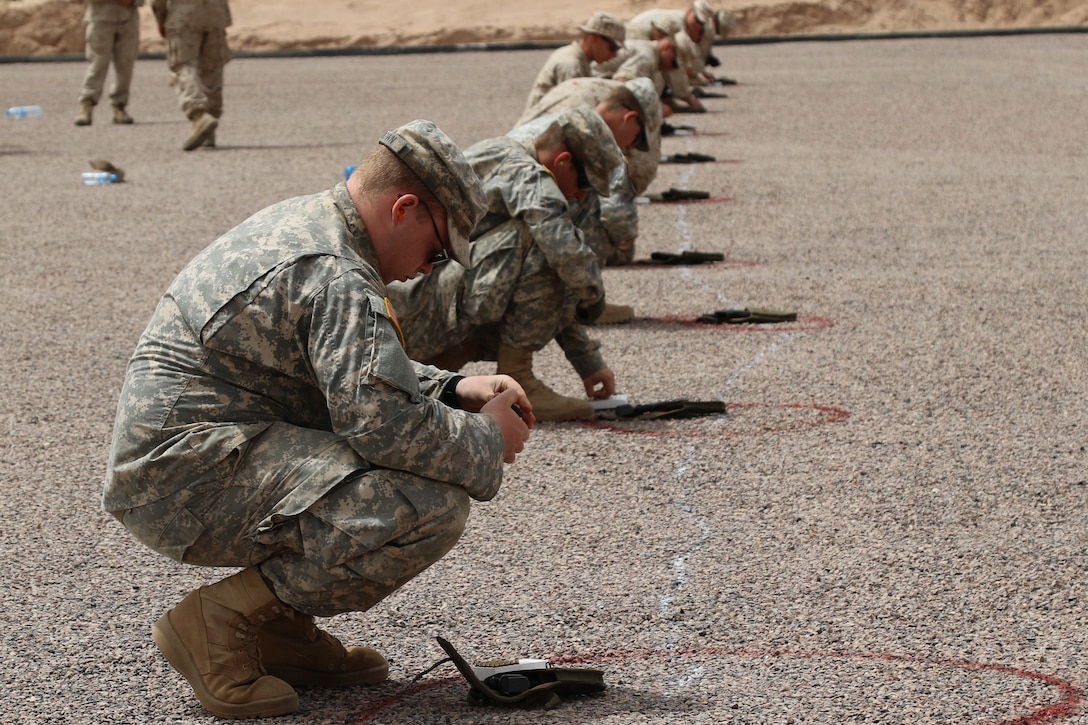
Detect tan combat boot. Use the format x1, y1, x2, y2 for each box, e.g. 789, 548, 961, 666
112, 105, 133, 124
497, 345, 593, 422
183, 112, 218, 151
258, 614, 389, 688
588, 303, 635, 325
202, 130, 216, 148
74, 101, 93, 126
151, 568, 299, 718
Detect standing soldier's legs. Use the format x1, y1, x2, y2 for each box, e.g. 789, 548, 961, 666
167, 29, 218, 150
198, 29, 230, 120
109, 12, 140, 123
75, 20, 113, 124
167, 30, 208, 118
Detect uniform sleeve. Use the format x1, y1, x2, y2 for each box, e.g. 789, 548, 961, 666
599, 165, 639, 251
555, 323, 607, 379
307, 272, 506, 501
666, 66, 694, 100
498, 165, 604, 306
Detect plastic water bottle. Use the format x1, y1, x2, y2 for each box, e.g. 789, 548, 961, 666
6, 105, 43, 119
82, 171, 119, 185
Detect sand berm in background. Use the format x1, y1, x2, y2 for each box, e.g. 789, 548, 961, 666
1, 0, 1086, 57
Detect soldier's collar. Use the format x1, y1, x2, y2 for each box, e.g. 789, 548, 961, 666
332, 182, 380, 268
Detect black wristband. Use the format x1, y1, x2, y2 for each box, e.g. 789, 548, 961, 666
575, 296, 607, 324
439, 375, 466, 408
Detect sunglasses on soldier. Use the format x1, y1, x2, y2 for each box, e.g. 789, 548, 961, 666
596, 33, 622, 52
400, 193, 449, 265
419, 198, 449, 265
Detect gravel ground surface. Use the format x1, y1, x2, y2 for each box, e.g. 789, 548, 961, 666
2, 33, 1086, 724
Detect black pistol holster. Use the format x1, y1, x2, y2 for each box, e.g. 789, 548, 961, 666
435, 636, 605, 710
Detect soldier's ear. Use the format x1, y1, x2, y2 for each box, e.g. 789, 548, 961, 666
392, 193, 418, 223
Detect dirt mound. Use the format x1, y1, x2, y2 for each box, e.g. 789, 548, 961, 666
0, 0, 83, 56
1, 0, 1084, 58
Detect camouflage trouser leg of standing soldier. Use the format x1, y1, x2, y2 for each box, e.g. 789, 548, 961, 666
167, 28, 231, 119
79, 14, 139, 107
115, 422, 470, 617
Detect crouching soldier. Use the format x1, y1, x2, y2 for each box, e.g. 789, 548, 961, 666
104, 120, 533, 718
389, 107, 624, 421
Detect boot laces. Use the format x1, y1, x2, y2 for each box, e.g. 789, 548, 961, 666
235, 603, 289, 672
232, 620, 264, 672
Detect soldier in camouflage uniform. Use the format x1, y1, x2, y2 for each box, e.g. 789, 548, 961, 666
517, 77, 664, 271
628, 2, 717, 93
74, 0, 144, 126
104, 120, 534, 719
603, 36, 674, 103
612, 30, 705, 114
388, 107, 624, 422
151, 0, 232, 150
523, 11, 626, 114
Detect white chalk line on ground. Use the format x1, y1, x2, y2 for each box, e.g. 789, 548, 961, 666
657, 139, 801, 701
659, 444, 714, 703
670, 142, 738, 307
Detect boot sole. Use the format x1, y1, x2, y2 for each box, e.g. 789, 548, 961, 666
265, 661, 389, 688
151, 612, 299, 718
182, 116, 218, 151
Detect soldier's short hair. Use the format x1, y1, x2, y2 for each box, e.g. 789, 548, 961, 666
531, 121, 592, 192
354, 144, 438, 207
532, 121, 566, 157
600, 85, 645, 126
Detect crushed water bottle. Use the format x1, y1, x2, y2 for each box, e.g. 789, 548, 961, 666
82, 171, 120, 185
6, 105, 43, 119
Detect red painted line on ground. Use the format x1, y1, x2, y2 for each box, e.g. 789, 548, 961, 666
579, 401, 850, 437
652, 313, 835, 332
728, 401, 852, 431
349, 677, 453, 721
351, 648, 1082, 724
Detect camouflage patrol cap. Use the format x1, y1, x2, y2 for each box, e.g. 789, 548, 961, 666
579, 11, 626, 48
378, 119, 485, 268
693, 0, 714, 26
649, 21, 670, 38
623, 77, 663, 150
559, 106, 624, 198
